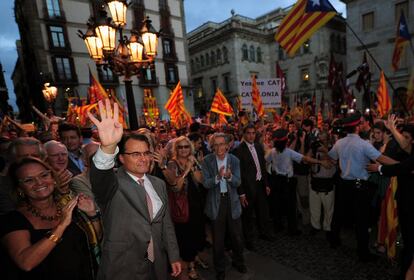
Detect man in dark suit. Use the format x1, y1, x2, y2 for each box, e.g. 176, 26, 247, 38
88, 100, 181, 280
233, 124, 272, 250
202, 132, 246, 280
59, 123, 85, 176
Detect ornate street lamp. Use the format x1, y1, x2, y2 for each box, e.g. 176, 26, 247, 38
78, 0, 160, 130
42, 82, 58, 107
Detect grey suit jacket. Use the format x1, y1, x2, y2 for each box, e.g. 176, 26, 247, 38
90, 162, 180, 280
201, 153, 242, 220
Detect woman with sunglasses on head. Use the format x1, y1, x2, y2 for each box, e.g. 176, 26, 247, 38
163, 136, 205, 280
0, 157, 102, 280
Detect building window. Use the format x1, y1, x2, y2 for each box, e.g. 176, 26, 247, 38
190, 59, 194, 72
46, 0, 61, 17
362, 12, 374, 31
211, 51, 216, 65
223, 47, 229, 63
211, 77, 217, 94
200, 55, 205, 67
166, 64, 179, 84
49, 26, 65, 48
223, 74, 230, 93
249, 46, 255, 62
162, 39, 173, 56
256, 47, 262, 62
341, 37, 346, 54
205, 53, 210, 66
217, 49, 222, 64
242, 44, 248, 60
53, 57, 73, 81
98, 67, 115, 83
195, 58, 200, 70
303, 40, 310, 54
395, 1, 409, 22
278, 45, 284, 60
301, 69, 310, 85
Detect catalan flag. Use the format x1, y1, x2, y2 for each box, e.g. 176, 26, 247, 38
210, 88, 234, 116
317, 109, 323, 130
406, 67, 414, 112
392, 11, 411, 71
377, 177, 399, 259
376, 71, 391, 117
251, 75, 265, 118
88, 68, 127, 128
275, 0, 336, 57
165, 81, 192, 127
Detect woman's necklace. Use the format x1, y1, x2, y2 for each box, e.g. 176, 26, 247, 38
26, 202, 62, 221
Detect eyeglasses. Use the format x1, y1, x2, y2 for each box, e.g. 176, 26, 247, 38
123, 151, 152, 159
19, 170, 52, 186
177, 145, 190, 150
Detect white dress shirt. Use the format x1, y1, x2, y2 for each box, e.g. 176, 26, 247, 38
93, 146, 163, 218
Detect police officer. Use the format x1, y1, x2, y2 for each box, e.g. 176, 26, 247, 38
328, 112, 396, 261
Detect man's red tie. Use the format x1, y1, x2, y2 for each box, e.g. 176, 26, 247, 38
138, 178, 155, 262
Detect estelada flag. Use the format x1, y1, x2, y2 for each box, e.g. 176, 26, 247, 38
392, 11, 411, 71
376, 71, 391, 117
210, 88, 234, 116
251, 75, 265, 118
275, 0, 336, 57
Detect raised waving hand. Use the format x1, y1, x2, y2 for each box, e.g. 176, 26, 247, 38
87, 99, 123, 154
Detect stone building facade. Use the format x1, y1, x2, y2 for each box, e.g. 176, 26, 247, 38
341, 0, 414, 112
13, 0, 192, 122
188, 7, 346, 115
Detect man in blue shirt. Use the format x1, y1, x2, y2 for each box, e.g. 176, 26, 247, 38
328, 112, 396, 262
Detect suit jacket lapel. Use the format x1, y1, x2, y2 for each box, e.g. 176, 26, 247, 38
118, 168, 151, 222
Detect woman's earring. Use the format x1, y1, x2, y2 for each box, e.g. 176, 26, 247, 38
18, 190, 25, 199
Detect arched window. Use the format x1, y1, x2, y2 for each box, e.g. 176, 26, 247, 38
200, 55, 205, 67
223, 46, 228, 63
256, 47, 262, 62
211, 51, 216, 65
206, 53, 210, 65
217, 49, 222, 64
242, 44, 248, 60
249, 46, 255, 62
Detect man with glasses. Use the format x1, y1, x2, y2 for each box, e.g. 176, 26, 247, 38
88, 100, 181, 280
202, 132, 246, 280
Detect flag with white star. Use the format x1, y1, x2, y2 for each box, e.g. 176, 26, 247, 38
392, 11, 411, 71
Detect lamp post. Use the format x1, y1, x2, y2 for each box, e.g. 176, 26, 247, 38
42, 82, 58, 109
78, 0, 159, 130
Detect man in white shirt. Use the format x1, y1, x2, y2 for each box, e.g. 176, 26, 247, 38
88, 99, 181, 280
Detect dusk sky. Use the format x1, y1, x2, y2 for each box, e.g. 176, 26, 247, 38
0, 0, 346, 112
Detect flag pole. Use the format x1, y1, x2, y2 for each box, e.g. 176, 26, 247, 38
345, 21, 409, 114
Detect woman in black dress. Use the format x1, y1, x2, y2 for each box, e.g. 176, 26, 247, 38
0, 157, 102, 280
164, 136, 205, 280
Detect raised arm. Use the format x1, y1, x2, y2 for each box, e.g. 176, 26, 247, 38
385, 114, 411, 154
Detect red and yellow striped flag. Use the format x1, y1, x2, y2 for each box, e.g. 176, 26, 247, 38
251, 75, 265, 118
376, 71, 391, 117
210, 88, 234, 116
275, 0, 336, 57
406, 67, 414, 112
377, 177, 399, 259
165, 81, 192, 127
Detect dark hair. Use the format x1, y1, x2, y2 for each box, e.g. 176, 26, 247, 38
302, 119, 314, 128
243, 123, 256, 134
189, 122, 201, 133
118, 133, 151, 154
273, 139, 288, 153
372, 122, 386, 132
58, 122, 81, 138
188, 132, 202, 142
402, 125, 414, 139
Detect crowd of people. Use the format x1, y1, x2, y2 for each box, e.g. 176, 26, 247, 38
0, 99, 413, 280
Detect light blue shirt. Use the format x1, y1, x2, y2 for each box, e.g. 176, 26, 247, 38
265, 148, 303, 178
215, 155, 228, 193
328, 133, 381, 180
69, 151, 85, 172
